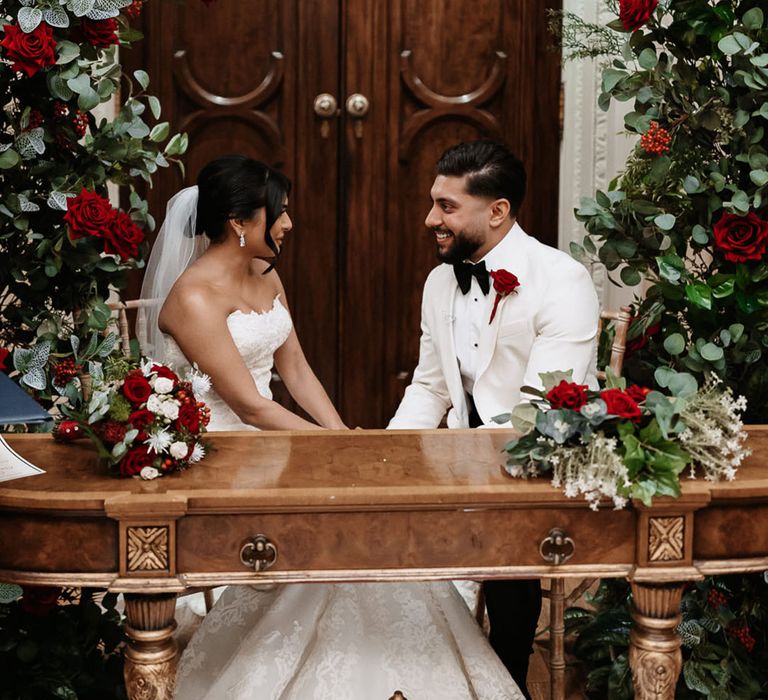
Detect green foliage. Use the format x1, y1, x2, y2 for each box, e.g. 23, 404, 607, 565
0, 589, 126, 700
564, 0, 768, 422
0, 0, 187, 406
569, 576, 768, 698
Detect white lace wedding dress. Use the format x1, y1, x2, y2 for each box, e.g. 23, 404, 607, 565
167, 296, 523, 700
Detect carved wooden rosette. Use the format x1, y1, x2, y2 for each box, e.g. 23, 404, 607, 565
124, 593, 178, 700
629, 582, 684, 699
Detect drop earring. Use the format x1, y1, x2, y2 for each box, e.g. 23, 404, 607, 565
239, 231, 245, 248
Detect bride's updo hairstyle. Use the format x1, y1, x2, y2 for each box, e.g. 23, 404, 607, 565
195, 155, 291, 268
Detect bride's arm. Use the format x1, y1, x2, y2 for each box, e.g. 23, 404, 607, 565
273, 329, 347, 430
270, 279, 347, 430
162, 291, 323, 430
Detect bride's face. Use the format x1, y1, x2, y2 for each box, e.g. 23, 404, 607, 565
238, 198, 292, 258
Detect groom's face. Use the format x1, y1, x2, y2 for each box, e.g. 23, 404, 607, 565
425, 175, 491, 264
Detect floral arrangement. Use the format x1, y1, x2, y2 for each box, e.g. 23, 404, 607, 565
55, 356, 212, 478
0, 0, 188, 401
553, 0, 768, 422
567, 574, 768, 699
497, 370, 749, 510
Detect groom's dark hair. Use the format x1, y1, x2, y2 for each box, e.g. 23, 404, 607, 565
436, 140, 526, 215
196, 155, 291, 264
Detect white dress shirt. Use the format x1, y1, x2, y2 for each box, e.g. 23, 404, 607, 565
453, 228, 513, 397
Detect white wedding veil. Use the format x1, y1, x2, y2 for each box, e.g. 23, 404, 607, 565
136, 186, 209, 364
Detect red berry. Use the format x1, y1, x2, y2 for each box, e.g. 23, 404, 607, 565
640, 121, 672, 155
52, 358, 82, 387
53, 101, 70, 121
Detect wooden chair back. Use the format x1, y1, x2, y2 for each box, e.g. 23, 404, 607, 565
596, 306, 632, 382
107, 299, 158, 357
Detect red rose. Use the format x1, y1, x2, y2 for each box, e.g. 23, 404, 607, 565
118, 445, 154, 477
546, 380, 589, 410
626, 320, 661, 356
0, 347, 9, 372
122, 369, 152, 405
80, 17, 119, 48
103, 210, 144, 260
151, 364, 179, 384
601, 388, 642, 422
176, 403, 200, 433
489, 268, 520, 323
20, 585, 61, 617
626, 385, 652, 403
129, 408, 155, 430
64, 188, 116, 241
0, 23, 57, 78
713, 211, 768, 263
619, 0, 658, 31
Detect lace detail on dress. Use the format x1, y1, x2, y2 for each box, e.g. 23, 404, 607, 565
174, 582, 523, 700
162, 295, 292, 430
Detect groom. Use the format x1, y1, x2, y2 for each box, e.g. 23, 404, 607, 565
388, 140, 599, 697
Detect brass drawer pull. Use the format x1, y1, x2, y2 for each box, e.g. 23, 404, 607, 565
539, 527, 575, 566
240, 535, 278, 572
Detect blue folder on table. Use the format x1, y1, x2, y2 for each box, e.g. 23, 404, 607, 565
0, 373, 52, 425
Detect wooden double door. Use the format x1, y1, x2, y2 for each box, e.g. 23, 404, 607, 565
127, 0, 562, 427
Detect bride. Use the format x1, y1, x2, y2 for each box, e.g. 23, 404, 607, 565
139, 155, 524, 699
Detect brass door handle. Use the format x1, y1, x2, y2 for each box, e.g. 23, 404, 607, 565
313, 93, 338, 117
345, 93, 370, 138
240, 535, 278, 572
539, 528, 575, 566
313, 93, 338, 138
345, 93, 370, 117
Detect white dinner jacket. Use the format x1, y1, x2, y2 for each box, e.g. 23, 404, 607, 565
388, 223, 599, 429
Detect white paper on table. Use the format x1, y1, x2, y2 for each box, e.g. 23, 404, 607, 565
0, 435, 46, 483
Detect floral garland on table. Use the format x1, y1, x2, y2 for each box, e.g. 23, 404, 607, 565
497, 370, 749, 510
54, 356, 212, 479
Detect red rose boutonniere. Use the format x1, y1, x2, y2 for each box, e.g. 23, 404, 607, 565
489, 269, 520, 324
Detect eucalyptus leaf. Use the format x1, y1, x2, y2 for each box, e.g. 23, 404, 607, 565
663, 333, 685, 355
654, 213, 676, 231
133, 69, 150, 90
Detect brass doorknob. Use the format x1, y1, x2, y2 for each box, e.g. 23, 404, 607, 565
313, 93, 338, 118
345, 93, 370, 117
240, 535, 278, 572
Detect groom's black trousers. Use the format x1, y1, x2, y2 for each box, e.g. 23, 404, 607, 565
483, 579, 542, 700
469, 397, 542, 699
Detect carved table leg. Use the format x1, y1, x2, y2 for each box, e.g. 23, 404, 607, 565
629, 582, 684, 700
124, 593, 178, 700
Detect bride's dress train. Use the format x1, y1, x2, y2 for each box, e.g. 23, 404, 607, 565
167, 297, 523, 699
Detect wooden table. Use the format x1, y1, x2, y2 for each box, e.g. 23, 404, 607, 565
2, 428, 768, 700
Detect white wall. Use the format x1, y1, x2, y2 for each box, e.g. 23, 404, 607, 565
558, 0, 637, 311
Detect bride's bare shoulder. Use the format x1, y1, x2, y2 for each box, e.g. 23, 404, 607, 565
160, 273, 227, 329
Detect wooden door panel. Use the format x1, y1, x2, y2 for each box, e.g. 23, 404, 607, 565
123, 0, 340, 408
342, 0, 562, 427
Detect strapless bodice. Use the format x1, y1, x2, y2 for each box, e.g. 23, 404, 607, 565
162, 296, 292, 431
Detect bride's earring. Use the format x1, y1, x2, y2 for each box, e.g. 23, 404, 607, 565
238, 230, 245, 248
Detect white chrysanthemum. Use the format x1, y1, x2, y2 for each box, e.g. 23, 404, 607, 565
189, 371, 211, 398
140, 358, 155, 377
169, 441, 188, 459
140, 466, 161, 480
154, 377, 174, 394
188, 442, 205, 463
160, 400, 180, 421
147, 394, 164, 414
145, 429, 173, 454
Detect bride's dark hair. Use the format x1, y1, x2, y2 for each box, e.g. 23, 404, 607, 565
195, 155, 291, 265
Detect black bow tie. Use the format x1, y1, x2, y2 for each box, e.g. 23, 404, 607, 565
453, 260, 490, 295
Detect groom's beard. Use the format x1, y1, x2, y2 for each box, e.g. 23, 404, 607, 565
434, 228, 483, 265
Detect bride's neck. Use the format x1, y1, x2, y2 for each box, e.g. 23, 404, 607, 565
202, 240, 255, 278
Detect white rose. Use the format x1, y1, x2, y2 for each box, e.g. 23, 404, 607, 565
169, 441, 188, 459
146, 394, 164, 414
140, 466, 160, 480
154, 377, 174, 394
161, 400, 180, 421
